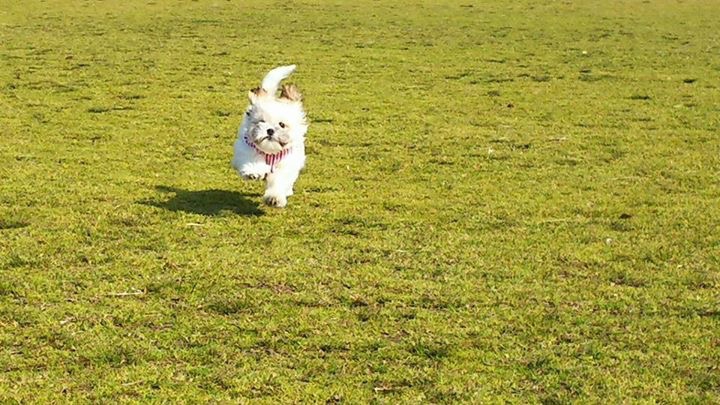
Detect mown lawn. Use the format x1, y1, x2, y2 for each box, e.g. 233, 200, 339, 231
1, 0, 719, 402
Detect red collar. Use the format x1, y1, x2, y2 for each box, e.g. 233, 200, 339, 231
244, 136, 292, 172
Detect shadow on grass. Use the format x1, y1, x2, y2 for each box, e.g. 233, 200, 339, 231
142, 186, 263, 216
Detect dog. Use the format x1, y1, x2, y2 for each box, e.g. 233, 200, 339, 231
231, 65, 308, 208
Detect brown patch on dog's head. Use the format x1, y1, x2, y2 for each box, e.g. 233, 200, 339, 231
248, 87, 268, 104
279, 84, 303, 102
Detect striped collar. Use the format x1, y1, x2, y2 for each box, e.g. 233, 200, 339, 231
244, 136, 292, 172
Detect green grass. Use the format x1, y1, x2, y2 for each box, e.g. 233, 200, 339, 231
1, 0, 719, 402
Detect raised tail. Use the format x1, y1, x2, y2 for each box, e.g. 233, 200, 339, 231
261, 65, 296, 95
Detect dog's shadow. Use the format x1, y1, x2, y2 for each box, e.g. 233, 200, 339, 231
142, 186, 263, 216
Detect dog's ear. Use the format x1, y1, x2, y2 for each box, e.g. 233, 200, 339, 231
280, 84, 302, 102
248, 87, 267, 104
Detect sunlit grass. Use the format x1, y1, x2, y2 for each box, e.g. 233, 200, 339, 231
1, 0, 719, 402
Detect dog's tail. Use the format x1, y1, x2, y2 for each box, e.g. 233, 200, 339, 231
261, 65, 296, 95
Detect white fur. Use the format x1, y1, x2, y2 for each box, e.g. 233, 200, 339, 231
231, 65, 308, 208
261, 64, 297, 95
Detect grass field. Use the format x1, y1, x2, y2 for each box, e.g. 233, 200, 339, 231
1, 0, 719, 402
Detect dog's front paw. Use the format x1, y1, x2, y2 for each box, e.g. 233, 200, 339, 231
238, 163, 269, 181
263, 194, 287, 208
241, 172, 265, 181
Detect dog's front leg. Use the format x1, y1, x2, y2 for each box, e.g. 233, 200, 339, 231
263, 166, 300, 208
238, 161, 270, 181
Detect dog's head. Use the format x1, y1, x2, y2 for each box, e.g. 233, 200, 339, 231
244, 84, 307, 155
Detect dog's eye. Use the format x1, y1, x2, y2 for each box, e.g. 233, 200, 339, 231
278, 122, 286, 128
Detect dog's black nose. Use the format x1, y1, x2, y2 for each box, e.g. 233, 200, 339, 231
266, 128, 275, 136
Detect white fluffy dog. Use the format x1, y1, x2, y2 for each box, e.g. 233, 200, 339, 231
231, 65, 308, 208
